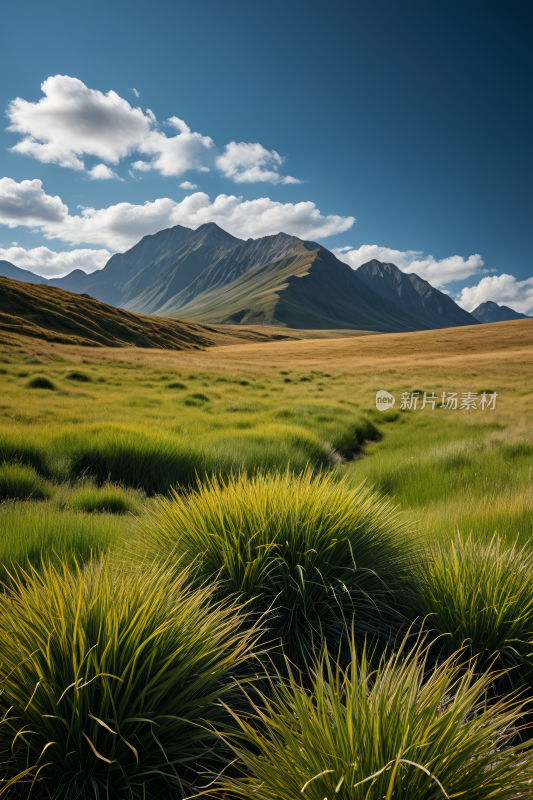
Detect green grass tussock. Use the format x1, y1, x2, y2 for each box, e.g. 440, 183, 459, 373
134, 469, 417, 665
0, 461, 51, 501
220, 636, 533, 800
0, 502, 124, 582
0, 431, 63, 480
0, 421, 345, 495
26, 375, 56, 390
66, 483, 141, 514
0, 559, 257, 798
416, 534, 533, 680
60, 424, 202, 494
65, 370, 92, 382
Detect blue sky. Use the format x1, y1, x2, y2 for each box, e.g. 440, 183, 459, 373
0, 0, 531, 312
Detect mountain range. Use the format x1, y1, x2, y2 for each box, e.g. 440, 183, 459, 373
470, 300, 531, 324
0, 224, 484, 332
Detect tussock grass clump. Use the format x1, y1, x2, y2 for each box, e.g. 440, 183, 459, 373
65, 370, 92, 382
166, 380, 186, 389
63, 425, 202, 494
0, 502, 123, 581
0, 431, 67, 481
0, 434, 53, 478
0, 559, 256, 798
67, 483, 141, 514
219, 637, 533, 800
0, 462, 51, 501
134, 470, 417, 665
26, 375, 56, 390
199, 425, 332, 475
417, 534, 533, 679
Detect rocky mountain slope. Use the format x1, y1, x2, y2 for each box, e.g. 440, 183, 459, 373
471, 300, 530, 323
1, 223, 480, 332
356, 260, 477, 328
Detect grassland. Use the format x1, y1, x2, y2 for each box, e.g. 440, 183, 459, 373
0, 319, 532, 797
1, 318, 531, 546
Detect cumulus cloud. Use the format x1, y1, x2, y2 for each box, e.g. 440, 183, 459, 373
7, 75, 151, 170
456, 274, 533, 315
7, 77, 212, 179
130, 88, 140, 98
6, 77, 302, 184
50, 193, 353, 250
179, 181, 199, 190
0, 245, 110, 277
0, 178, 354, 251
133, 118, 213, 177
0, 177, 68, 227
87, 163, 120, 180
216, 141, 301, 184
334, 244, 485, 286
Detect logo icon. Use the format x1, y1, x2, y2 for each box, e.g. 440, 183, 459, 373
375, 390, 396, 411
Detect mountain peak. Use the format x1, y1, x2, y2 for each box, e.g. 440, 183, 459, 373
38, 223, 482, 333
359, 259, 403, 278
471, 301, 530, 323
355, 258, 478, 328
190, 222, 242, 248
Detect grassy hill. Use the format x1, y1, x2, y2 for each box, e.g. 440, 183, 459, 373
0, 276, 305, 350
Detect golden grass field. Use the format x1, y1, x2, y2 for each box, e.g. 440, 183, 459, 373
1, 316, 532, 547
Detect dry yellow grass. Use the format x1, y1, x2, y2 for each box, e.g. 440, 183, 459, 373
5, 317, 530, 369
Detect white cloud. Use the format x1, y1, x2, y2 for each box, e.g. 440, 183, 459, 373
402, 254, 484, 286
7, 75, 151, 170
0, 178, 354, 251
7, 76, 302, 184
133, 119, 213, 177
456, 274, 533, 315
0, 177, 68, 227
130, 88, 140, 98
334, 244, 485, 286
0, 245, 110, 277
87, 163, 120, 180
179, 181, 199, 190
48, 193, 354, 250
216, 141, 301, 184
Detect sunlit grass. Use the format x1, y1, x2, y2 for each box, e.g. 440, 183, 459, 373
219, 635, 533, 800
0, 558, 257, 797
66, 482, 142, 514
0, 501, 126, 582
133, 469, 418, 665
415, 534, 533, 682
0, 461, 51, 501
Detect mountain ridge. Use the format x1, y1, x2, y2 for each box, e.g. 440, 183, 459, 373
356, 259, 477, 328
471, 300, 530, 323
0, 223, 480, 332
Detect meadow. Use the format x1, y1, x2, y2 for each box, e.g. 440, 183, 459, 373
0, 320, 532, 797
